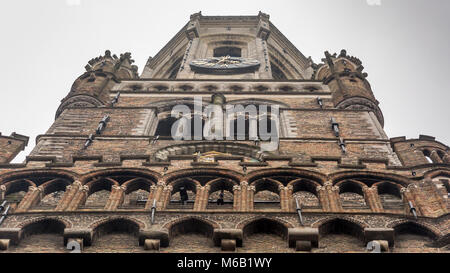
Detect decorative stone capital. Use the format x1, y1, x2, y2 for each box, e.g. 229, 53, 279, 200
157, 181, 166, 187
278, 185, 285, 191
150, 185, 157, 191
81, 185, 89, 192
232, 185, 241, 191
163, 185, 173, 191
240, 181, 248, 187
73, 181, 83, 187
324, 182, 333, 187
286, 185, 294, 191
0, 185, 6, 191
248, 185, 256, 192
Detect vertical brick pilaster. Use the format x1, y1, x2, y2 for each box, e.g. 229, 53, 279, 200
363, 186, 383, 213
66, 185, 89, 211
279, 185, 292, 212
247, 185, 255, 212
0, 185, 5, 201
153, 181, 166, 209
160, 185, 173, 209
193, 186, 203, 211
402, 187, 419, 216
200, 185, 211, 211
16, 186, 43, 212
233, 185, 241, 211
105, 185, 125, 211
323, 182, 341, 212
317, 185, 330, 212
144, 185, 157, 210
56, 181, 81, 211
240, 181, 248, 212
286, 185, 294, 212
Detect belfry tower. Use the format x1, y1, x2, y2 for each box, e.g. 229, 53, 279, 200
0, 12, 448, 253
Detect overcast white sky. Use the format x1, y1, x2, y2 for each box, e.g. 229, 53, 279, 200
0, 0, 449, 163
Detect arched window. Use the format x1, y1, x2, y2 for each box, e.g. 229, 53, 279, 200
338, 181, 367, 208
252, 179, 281, 210
377, 182, 404, 210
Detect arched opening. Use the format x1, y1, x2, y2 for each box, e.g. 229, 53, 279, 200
83, 179, 115, 209
167, 218, 216, 252
292, 181, 320, 208
7, 219, 66, 253
3, 180, 31, 210
376, 182, 404, 210
315, 219, 365, 253
121, 179, 152, 209
34, 179, 71, 210
168, 179, 197, 210
393, 222, 439, 253
253, 179, 281, 210
207, 179, 235, 210
338, 181, 368, 209
86, 218, 142, 253
241, 218, 291, 253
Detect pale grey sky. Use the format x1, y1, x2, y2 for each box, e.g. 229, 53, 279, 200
0, 0, 449, 162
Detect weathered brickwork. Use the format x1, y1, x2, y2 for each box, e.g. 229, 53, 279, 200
0, 12, 448, 253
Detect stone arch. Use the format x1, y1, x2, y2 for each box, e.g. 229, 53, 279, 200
237, 217, 293, 240
90, 217, 145, 237
18, 216, 72, 229
313, 217, 366, 241
19, 217, 70, 243
330, 171, 411, 187
163, 216, 220, 239
0, 169, 77, 186
164, 168, 243, 185
246, 168, 326, 186
387, 220, 441, 239
79, 168, 160, 185
424, 168, 450, 180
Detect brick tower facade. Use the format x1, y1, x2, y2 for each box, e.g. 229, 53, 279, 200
0, 12, 448, 253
